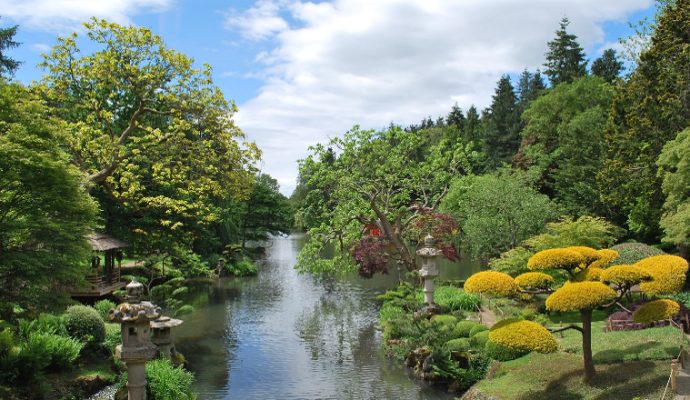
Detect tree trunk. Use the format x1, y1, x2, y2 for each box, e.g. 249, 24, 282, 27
581, 309, 595, 382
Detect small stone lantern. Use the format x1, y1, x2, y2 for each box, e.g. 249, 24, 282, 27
417, 234, 441, 312
109, 280, 162, 400
150, 316, 183, 360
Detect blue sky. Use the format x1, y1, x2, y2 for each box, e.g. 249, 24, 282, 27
3, 0, 656, 195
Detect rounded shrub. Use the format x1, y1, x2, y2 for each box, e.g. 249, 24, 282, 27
464, 271, 517, 297
453, 320, 481, 338
63, 305, 105, 345
445, 338, 471, 352
514, 272, 554, 290
528, 248, 584, 271
589, 249, 620, 269
633, 299, 681, 323
610, 242, 665, 265
93, 299, 117, 321
488, 318, 557, 354
573, 267, 604, 282
637, 255, 689, 296
563, 246, 601, 265
600, 264, 651, 286
432, 314, 458, 326
469, 324, 489, 337
545, 281, 616, 312
485, 339, 529, 361
470, 330, 490, 348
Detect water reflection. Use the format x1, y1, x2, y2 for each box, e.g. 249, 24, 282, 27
175, 234, 480, 400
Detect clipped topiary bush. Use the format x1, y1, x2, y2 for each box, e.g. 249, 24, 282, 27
610, 242, 665, 265
573, 267, 605, 282
589, 249, 620, 269
469, 324, 489, 337
470, 330, 490, 348
633, 299, 681, 323
637, 255, 689, 296
545, 282, 617, 312
464, 271, 517, 297
485, 339, 529, 361
528, 248, 584, 271
514, 272, 554, 290
445, 338, 471, 353
63, 305, 105, 345
93, 299, 117, 322
488, 318, 557, 355
600, 265, 651, 286
453, 320, 481, 338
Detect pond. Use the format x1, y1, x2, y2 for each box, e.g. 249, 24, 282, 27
175, 234, 481, 400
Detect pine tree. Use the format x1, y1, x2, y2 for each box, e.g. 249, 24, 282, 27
447, 103, 465, 129
591, 49, 624, 83
517, 69, 547, 109
544, 18, 587, 86
0, 17, 20, 77
599, 0, 690, 240
483, 75, 520, 170
462, 105, 481, 146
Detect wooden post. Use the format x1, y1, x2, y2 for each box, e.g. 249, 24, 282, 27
672, 359, 679, 393
559, 321, 564, 338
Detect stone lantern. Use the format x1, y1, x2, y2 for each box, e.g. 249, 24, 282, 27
109, 280, 162, 400
150, 316, 183, 360
417, 234, 441, 312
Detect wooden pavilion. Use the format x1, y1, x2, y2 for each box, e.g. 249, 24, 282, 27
70, 233, 128, 297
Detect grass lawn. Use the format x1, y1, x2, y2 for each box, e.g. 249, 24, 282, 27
469, 311, 682, 399
474, 352, 671, 400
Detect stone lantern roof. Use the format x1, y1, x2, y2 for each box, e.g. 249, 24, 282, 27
108, 280, 161, 323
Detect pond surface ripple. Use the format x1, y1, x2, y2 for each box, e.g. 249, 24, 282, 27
176, 234, 478, 400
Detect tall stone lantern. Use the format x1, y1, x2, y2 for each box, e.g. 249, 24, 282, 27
417, 234, 441, 312
109, 280, 162, 400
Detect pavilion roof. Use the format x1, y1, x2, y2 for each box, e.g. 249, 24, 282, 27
86, 232, 128, 251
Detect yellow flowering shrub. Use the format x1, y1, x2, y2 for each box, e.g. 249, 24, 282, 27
636, 255, 689, 296
545, 281, 617, 312
514, 272, 554, 290
632, 299, 680, 323
488, 318, 558, 354
573, 267, 604, 282
464, 271, 517, 297
589, 249, 620, 269
600, 265, 651, 286
564, 246, 601, 265
528, 248, 585, 271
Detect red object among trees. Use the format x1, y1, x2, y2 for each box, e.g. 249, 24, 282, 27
367, 224, 381, 237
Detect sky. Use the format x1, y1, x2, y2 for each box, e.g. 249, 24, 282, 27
3, 0, 656, 195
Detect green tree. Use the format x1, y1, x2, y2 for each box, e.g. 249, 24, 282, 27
599, 0, 690, 240
441, 172, 558, 260
295, 126, 471, 275
239, 174, 293, 248
0, 81, 97, 320
40, 19, 260, 255
516, 76, 613, 215
483, 75, 519, 170
544, 17, 588, 86
0, 18, 20, 77
517, 69, 546, 109
591, 49, 624, 83
469, 249, 687, 382
446, 103, 465, 129
657, 128, 690, 255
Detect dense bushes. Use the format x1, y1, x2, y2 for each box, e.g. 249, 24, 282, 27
94, 299, 117, 321
64, 305, 106, 345
225, 258, 259, 277
146, 359, 195, 400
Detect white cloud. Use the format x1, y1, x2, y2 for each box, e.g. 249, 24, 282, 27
0, 0, 172, 32
30, 43, 51, 53
225, 0, 291, 41
232, 0, 652, 195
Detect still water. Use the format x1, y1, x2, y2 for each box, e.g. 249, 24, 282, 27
175, 234, 481, 400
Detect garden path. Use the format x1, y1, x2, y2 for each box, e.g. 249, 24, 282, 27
479, 307, 497, 327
